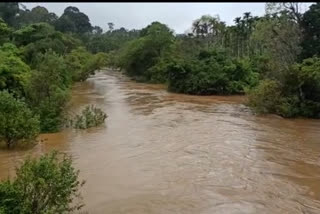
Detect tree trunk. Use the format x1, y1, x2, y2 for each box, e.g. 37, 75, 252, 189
7, 139, 13, 148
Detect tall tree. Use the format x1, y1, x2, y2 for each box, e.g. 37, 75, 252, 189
55, 6, 92, 34
0, 2, 19, 26
107, 22, 114, 32
251, 13, 302, 79
300, 3, 320, 59
191, 15, 226, 49
17, 6, 58, 26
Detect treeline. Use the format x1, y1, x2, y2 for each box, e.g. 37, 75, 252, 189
110, 3, 320, 118
0, 3, 111, 148
1, 2, 320, 149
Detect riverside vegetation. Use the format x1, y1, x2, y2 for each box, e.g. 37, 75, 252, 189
1, 2, 320, 213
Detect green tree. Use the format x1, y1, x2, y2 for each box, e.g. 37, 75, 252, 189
65, 47, 107, 81
0, 43, 30, 97
0, 2, 19, 26
86, 27, 139, 54
92, 25, 103, 35
251, 13, 302, 79
167, 49, 259, 95
71, 105, 107, 129
0, 151, 85, 213
25, 51, 70, 132
191, 15, 226, 49
107, 22, 114, 32
13, 23, 81, 65
247, 57, 320, 118
16, 6, 58, 27
265, 2, 303, 25
55, 6, 92, 34
0, 90, 40, 148
118, 22, 174, 81
0, 18, 11, 45
13, 22, 56, 46
300, 3, 320, 59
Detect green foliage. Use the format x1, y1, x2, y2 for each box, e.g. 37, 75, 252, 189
65, 47, 92, 81
16, 6, 58, 27
65, 47, 108, 81
0, 3, 19, 26
301, 2, 320, 59
248, 57, 320, 118
14, 24, 81, 65
71, 105, 107, 129
13, 23, 55, 46
0, 90, 40, 148
118, 22, 174, 82
284, 57, 320, 117
54, 6, 92, 34
247, 79, 300, 118
0, 43, 30, 97
248, 79, 283, 113
0, 18, 11, 45
0, 5, 112, 137
80, 52, 108, 81
86, 28, 140, 54
168, 49, 259, 95
25, 51, 70, 132
0, 151, 85, 213
251, 13, 302, 75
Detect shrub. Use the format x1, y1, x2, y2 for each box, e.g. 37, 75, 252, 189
168, 49, 259, 95
65, 48, 108, 82
71, 105, 107, 129
247, 79, 300, 117
0, 90, 40, 148
117, 22, 174, 82
25, 51, 70, 133
247, 79, 283, 113
0, 151, 85, 213
0, 43, 31, 97
248, 57, 320, 118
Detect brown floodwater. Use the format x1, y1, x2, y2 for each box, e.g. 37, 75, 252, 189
1, 70, 320, 213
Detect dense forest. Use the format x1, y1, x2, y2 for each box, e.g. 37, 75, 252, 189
1, 2, 320, 213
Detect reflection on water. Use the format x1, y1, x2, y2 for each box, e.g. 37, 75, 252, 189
1, 70, 320, 214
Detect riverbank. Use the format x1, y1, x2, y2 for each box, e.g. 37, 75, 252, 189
1, 70, 320, 213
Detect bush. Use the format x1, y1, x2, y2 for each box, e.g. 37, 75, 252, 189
0, 90, 40, 148
167, 49, 259, 95
247, 79, 284, 113
0, 151, 85, 213
80, 52, 108, 81
25, 51, 70, 133
71, 105, 107, 129
117, 22, 174, 82
65, 48, 108, 82
0, 18, 11, 45
247, 80, 301, 118
0, 43, 31, 97
248, 57, 320, 118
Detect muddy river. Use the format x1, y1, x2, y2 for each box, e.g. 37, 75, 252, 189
1, 70, 320, 213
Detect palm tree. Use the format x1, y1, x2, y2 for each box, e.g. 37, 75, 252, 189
234, 17, 242, 58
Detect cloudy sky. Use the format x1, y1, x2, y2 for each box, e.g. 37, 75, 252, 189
22, 3, 310, 34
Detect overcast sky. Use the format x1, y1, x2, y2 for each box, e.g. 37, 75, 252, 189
22, 3, 310, 34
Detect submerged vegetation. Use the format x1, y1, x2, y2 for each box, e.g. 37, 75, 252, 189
1, 2, 320, 212
0, 90, 40, 148
0, 151, 84, 213
71, 105, 108, 129
113, 2, 320, 118
0, 3, 109, 148
0, 2, 319, 148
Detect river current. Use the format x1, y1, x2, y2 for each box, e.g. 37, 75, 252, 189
1, 70, 320, 213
